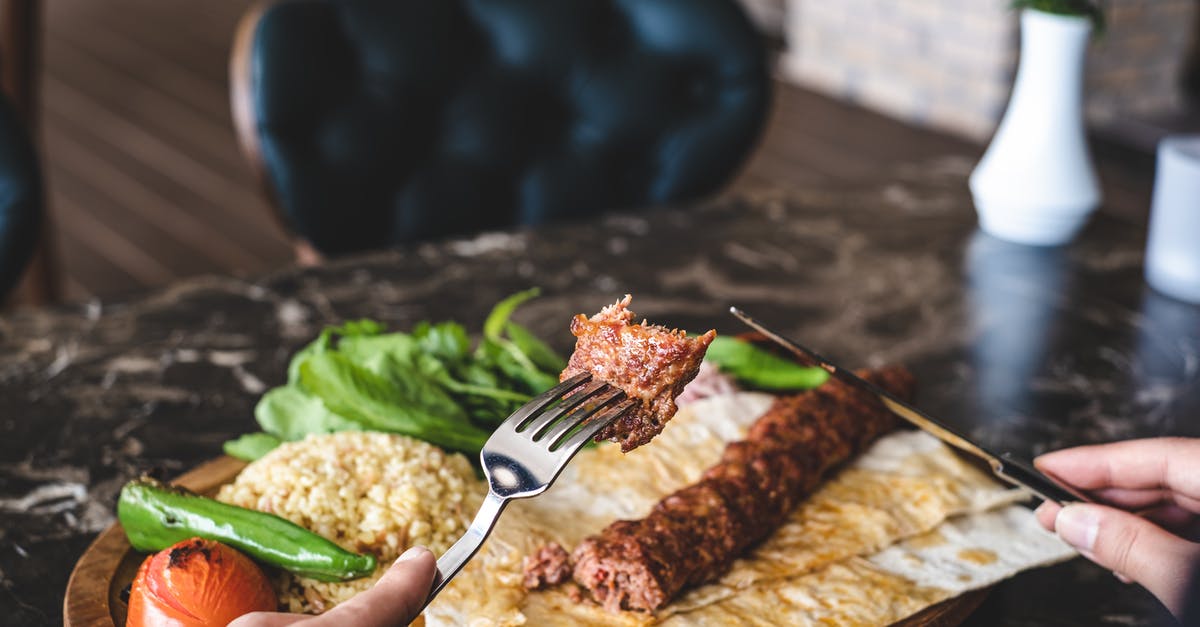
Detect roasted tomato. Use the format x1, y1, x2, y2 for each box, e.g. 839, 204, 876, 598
126, 537, 277, 626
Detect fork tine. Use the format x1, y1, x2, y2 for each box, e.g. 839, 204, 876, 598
557, 398, 639, 452
500, 372, 591, 432
430, 380, 638, 604
540, 387, 625, 447
523, 380, 608, 436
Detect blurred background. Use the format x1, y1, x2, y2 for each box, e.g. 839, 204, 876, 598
6, 0, 1199, 305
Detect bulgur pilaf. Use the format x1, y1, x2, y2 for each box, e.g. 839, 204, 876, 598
217, 431, 484, 613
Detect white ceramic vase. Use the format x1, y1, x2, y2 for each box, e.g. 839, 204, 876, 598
969, 9, 1101, 246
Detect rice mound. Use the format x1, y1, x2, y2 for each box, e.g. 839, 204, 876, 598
216, 431, 484, 613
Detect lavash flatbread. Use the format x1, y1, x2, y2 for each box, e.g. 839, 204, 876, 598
424, 393, 1074, 626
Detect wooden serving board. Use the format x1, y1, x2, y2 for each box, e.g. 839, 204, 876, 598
64, 456, 248, 627
64, 456, 988, 626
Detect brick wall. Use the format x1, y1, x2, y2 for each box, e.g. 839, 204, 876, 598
1087, 1, 1197, 123
780, 0, 1197, 140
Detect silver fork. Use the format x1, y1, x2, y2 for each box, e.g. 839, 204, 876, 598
424, 372, 636, 605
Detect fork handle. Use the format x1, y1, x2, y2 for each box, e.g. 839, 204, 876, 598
424, 491, 508, 608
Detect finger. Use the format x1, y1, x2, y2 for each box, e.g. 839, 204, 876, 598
309, 546, 436, 627
1141, 504, 1200, 537
1090, 487, 1200, 514
228, 612, 310, 627
1147, 504, 1200, 538
1045, 497, 1199, 538
1054, 503, 1200, 617
1039, 499, 1199, 538
1035, 501, 1061, 532
1034, 438, 1200, 500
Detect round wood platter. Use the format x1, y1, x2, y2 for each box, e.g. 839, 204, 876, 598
64, 456, 248, 627
65, 458, 989, 626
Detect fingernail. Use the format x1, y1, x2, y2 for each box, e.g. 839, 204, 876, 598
1055, 505, 1099, 554
396, 546, 430, 564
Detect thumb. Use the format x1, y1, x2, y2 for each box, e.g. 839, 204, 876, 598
310, 546, 437, 627
1055, 504, 1200, 616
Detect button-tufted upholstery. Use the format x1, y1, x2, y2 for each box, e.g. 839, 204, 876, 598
234, 0, 769, 256
0, 92, 41, 300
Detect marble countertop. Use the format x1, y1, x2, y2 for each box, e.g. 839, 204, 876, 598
2, 158, 1196, 625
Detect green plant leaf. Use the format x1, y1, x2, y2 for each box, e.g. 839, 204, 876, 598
506, 321, 567, 373
489, 341, 560, 393
335, 333, 420, 379
336, 319, 387, 337
478, 289, 567, 392
459, 361, 502, 389
483, 288, 541, 341
1011, 0, 1105, 34
287, 328, 334, 386
299, 352, 488, 454
223, 432, 282, 461
413, 321, 471, 363
441, 377, 532, 404
704, 336, 829, 390
255, 386, 362, 441
255, 289, 561, 461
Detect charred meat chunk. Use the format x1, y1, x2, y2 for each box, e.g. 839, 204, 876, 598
522, 542, 574, 590
561, 295, 715, 452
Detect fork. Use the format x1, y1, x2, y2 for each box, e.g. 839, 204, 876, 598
424, 372, 636, 605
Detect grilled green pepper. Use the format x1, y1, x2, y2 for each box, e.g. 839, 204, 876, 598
118, 477, 376, 582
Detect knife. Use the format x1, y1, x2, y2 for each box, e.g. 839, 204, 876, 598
729, 306, 1089, 506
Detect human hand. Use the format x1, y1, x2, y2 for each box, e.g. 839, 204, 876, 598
229, 546, 437, 627
1033, 437, 1200, 618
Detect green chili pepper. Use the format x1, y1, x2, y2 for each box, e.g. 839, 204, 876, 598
704, 335, 830, 390
118, 477, 377, 582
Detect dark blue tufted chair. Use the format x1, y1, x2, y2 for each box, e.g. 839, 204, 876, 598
0, 91, 42, 300
232, 0, 769, 257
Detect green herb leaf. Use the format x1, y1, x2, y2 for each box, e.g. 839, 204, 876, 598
255, 386, 361, 441
507, 321, 568, 373
477, 288, 567, 394
413, 321, 471, 363
336, 319, 387, 337
223, 432, 282, 461
251, 289, 564, 463
299, 352, 488, 454
483, 288, 541, 341
287, 328, 334, 386
335, 333, 420, 379
478, 337, 559, 394
459, 361, 502, 390
704, 336, 829, 390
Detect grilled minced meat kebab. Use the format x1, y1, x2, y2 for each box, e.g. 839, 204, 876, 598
561, 295, 715, 452
527, 366, 915, 612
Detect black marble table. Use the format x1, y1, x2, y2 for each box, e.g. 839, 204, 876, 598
2, 158, 1197, 626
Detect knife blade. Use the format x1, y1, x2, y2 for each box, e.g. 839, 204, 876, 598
729, 306, 1089, 506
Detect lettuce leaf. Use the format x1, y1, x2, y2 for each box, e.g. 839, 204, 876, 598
223, 432, 283, 461
225, 289, 566, 460
299, 352, 489, 454
255, 386, 361, 441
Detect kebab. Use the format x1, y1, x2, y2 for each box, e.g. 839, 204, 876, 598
529, 364, 914, 612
